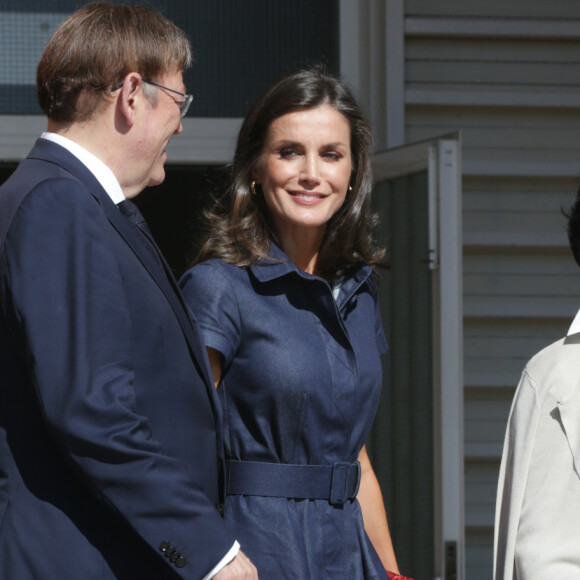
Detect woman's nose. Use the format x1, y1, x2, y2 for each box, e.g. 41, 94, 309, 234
299, 155, 321, 188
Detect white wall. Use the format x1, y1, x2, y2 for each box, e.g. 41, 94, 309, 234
406, 3, 580, 578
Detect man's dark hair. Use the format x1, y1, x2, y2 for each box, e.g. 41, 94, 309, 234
565, 188, 580, 266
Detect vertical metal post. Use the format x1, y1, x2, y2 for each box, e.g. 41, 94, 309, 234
434, 138, 465, 580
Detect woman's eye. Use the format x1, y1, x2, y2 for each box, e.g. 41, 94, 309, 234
279, 148, 297, 158
323, 151, 342, 160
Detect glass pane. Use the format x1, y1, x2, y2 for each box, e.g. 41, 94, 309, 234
0, 0, 339, 117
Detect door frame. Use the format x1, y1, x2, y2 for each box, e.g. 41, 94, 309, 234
372, 134, 464, 580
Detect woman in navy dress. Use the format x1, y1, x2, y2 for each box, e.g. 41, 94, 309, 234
180, 68, 403, 579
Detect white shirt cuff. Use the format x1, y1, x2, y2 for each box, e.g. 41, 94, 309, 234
203, 541, 240, 580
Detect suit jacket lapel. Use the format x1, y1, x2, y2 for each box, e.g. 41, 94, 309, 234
27, 139, 221, 420
104, 198, 218, 395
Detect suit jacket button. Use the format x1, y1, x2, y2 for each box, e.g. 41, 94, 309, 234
170, 551, 180, 563
159, 541, 171, 553
217, 503, 224, 516
176, 556, 186, 568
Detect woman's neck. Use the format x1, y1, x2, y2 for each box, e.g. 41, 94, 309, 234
276, 228, 325, 275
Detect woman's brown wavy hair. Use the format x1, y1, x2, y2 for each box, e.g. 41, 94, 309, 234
195, 66, 385, 280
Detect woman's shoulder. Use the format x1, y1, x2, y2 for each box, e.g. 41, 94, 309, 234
186, 258, 246, 275
180, 259, 249, 293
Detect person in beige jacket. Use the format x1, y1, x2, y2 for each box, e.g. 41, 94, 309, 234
494, 189, 580, 580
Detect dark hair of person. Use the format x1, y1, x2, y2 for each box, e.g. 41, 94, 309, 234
194, 66, 386, 280
565, 187, 580, 266
37, 2, 192, 123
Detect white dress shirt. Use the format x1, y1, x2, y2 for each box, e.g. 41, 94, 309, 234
41, 132, 125, 204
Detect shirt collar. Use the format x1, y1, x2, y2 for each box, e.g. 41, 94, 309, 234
567, 309, 580, 336
41, 132, 126, 204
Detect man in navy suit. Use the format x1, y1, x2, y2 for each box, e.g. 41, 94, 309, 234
0, 3, 256, 579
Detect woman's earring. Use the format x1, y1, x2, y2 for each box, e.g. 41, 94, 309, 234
250, 181, 258, 196
348, 185, 353, 194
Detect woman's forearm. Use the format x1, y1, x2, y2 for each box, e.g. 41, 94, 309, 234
357, 445, 400, 574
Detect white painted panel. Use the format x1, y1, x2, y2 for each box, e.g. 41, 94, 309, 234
465, 460, 502, 524
0, 116, 240, 164
463, 211, 570, 236
463, 319, 566, 389
407, 17, 580, 39
464, 389, 515, 451
407, 60, 580, 87
407, 38, 580, 63
407, 111, 580, 177
407, 89, 580, 109
466, 252, 575, 274
409, 125, 580, 151
408, 107, 580, 130
406, 0, 580, 19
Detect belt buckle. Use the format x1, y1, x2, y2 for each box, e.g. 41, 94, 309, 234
330, 461, 360, 506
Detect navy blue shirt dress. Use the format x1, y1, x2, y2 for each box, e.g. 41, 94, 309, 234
179, 244, 389, 579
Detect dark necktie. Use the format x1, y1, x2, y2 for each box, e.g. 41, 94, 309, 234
117, 199, 164, 269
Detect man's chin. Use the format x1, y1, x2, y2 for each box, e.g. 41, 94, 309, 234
147, 170, 166, 188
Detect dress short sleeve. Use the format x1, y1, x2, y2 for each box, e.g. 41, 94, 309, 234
179, 261, 241, 367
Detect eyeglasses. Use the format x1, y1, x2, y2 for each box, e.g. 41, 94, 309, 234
113, 78, 193, 118
142, 79, 193, 118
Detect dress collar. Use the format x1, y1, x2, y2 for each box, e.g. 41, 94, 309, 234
248, 243, 299, 283
248, 243, 375, 308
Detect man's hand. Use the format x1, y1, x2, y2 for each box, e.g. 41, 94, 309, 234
213, 550, 258, 580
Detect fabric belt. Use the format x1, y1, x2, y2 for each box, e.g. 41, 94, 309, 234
226, 460, 361, 506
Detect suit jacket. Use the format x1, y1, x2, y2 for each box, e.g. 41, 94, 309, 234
0, 139, 235, 579
494, 327, 580, 580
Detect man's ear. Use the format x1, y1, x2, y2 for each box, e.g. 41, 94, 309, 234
117, 73, 142, 128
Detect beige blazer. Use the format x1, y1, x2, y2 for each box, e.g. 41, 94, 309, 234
494, 317, 580, 580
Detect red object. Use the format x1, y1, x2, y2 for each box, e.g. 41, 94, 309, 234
387, 572, 414, 580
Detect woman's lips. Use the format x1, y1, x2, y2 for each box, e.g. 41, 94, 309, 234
289, 191, 327, 204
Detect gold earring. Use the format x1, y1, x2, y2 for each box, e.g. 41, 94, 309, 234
348, 186, 353, 193
250, 181, 258, 196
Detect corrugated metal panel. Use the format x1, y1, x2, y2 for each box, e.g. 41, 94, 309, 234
406, 0, 580, 19
464, 389, 514, 461
401, 3, 580, 577
464, 319, 568, 389
465, 459, 504, 528
461, 182, 579, 576
465, 529, 494, 580
408, 111, 580, 177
